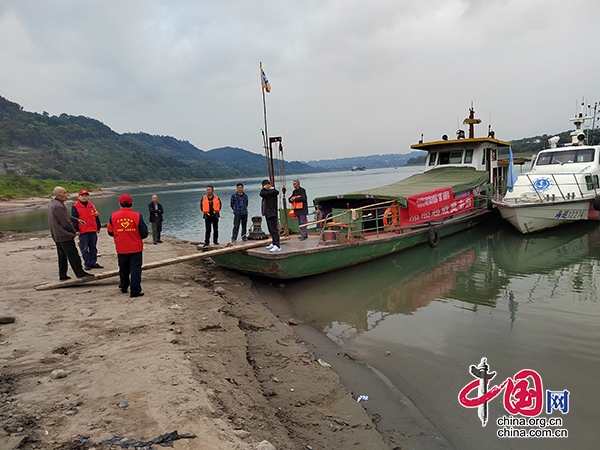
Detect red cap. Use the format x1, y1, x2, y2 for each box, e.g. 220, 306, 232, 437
119, 194, 133, 205
78, 189, 89, 196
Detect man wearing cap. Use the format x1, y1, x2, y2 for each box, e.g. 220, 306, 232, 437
48, 186, 94, 281
72, 189, 103, 270
107, 194, 149, 297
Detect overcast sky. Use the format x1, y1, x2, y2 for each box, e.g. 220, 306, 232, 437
1, 0, 599, 161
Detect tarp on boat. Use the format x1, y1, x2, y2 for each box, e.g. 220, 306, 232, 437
314, 167, 489, 207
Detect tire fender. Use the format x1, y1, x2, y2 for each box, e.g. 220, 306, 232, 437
593, 195, 600, 211
427, 228, 440, 248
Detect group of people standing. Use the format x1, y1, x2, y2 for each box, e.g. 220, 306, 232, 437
200, 179, 308, 252
47, 179, 309, 295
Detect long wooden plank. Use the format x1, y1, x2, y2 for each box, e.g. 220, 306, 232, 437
34, 238, 284, 291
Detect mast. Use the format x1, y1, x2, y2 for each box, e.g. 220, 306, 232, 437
260, 62, 275, 184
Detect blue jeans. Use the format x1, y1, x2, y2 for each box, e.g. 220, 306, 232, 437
117, 252, 143, 295
78, 232, 98, 268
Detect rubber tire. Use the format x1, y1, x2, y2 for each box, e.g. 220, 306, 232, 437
427, 228, 440, 248
593, 195, 600, 211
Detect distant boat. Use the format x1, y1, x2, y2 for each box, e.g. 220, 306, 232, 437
351, 166, 366, 171
495, 102, 600, 234
212, 105, 512, 279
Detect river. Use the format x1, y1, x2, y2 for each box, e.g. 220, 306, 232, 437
1, 166, 597, 449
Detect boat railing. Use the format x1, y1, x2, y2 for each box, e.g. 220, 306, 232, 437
517, 172, 600, 202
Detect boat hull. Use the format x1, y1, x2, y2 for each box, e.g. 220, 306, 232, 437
495, 200, 600, 234
212, 209, 496, 279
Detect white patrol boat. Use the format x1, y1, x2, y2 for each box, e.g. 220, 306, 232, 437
495, 103, 600, 234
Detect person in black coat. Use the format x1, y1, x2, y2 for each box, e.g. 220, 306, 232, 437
260, 179, 280, 252
288, 179, 309, 240
148, 194, 164, 244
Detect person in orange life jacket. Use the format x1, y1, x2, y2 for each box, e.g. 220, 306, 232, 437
71, 189, 103, 270
148, 194, 164, 244
288, 179, 309, 240
200, 185, 221, 247
48, 186, 94, 281
260, 179, 281, 252
107, 194, 149, 298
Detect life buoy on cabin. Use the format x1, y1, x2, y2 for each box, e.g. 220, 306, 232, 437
593, 195, 600, 211
383, 205, 400, 228
427, 227, 440, 248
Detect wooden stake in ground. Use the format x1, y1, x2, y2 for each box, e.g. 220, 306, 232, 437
34, 239, 280, 291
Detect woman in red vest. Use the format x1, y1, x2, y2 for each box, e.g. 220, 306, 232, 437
107, 194, 149, 297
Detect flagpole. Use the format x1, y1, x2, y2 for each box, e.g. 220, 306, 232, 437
260, 62, 274, 185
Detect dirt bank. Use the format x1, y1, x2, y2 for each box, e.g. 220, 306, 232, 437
0, 231, 390, 449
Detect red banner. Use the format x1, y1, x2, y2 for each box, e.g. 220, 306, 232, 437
400, 187, 474, 225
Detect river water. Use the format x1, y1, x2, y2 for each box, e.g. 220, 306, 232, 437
1, 167, 597, 448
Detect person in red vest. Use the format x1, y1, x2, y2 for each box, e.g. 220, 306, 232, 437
200, 185, 221, 247
71, 189, 103, 270
107, 194, 149, 297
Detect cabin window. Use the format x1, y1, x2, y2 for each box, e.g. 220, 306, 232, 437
450, 151, 463, 164
585, 175, 600, 190
439, 152, 451, 164
428, 152, 437, 166
536, 149, 595, 166
464, 149, 473, 163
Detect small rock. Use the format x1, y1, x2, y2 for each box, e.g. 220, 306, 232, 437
272, 377, 279, 383
178, 293, 189, 298
182, 282, 191, 287
118, 402, 128, 408
279, 283, 285, 288
0, 316, 16, 324
50, 369, 68, 379
317, 359, 331, 368
288, 318, 298, 325
169, 304, 182, 309
79, 308, 94, 317
232, 429, 250, 438
290, 388, 295, 392
254, 440, 276, 450
214, 286, 226, 295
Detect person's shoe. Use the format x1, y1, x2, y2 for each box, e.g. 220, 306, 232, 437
269, 245, 281, 252
298, 236, 308, 241
130, 292, 145, 298
242, 237, 247, 241
157, 240, 163, 243
59, 276, 72, 281
203, 243, 209, 247
120, 288, 128, 294
214, 242, 219, 246
84, 266, 91, 271
77, 272, 95, 278
91, 264, 104, 269
266, 243, 274, 250
153, 242, 158, 245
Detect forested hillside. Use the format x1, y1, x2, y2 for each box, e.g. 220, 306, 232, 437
0, 96, 320, 183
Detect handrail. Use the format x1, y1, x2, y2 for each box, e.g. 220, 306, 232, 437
300, 199, 397, 229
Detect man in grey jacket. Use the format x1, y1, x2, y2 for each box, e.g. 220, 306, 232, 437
48, 186, 94, 281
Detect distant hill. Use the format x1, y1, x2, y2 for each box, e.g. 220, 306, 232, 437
307, 152, 426, 171
0, 95, 321, 183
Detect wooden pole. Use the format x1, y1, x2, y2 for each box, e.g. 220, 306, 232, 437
34, 238, 287, 291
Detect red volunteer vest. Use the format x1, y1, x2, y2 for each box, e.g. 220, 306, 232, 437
74, 200, 99, 234
108, 208, 143, 254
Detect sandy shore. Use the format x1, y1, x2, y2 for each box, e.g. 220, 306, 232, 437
0, 190, 116, 215
0, 231, 391, 450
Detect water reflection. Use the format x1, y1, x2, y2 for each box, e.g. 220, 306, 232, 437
282, 221, 600, 340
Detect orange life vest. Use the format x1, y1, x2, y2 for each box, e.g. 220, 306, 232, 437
201, 195, 221, 214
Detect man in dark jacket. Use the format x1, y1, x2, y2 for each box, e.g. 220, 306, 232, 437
107, 194, 149, 297
148, 194, 164, 245
47, 186, 94, 281
260, 179, 280, 252
288, 179, 309, 240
